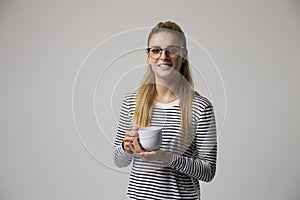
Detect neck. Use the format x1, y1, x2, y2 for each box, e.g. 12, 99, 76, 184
155, 81, 179, 103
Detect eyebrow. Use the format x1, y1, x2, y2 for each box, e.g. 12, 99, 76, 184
149, 45, 181, 48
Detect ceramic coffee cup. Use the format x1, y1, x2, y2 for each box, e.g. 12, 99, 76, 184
138, 127, 162, 151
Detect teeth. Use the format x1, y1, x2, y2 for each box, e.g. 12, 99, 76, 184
158, 64, 171, 67
158, 64, 171, 69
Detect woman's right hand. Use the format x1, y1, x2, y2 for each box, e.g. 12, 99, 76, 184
122, 127, 143, 154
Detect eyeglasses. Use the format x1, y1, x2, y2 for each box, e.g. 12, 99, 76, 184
145, 45, 185, 59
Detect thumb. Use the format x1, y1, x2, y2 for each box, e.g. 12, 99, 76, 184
132, 126, 139, 131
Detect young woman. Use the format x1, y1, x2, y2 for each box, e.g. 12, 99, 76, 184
113, 21, 217, 200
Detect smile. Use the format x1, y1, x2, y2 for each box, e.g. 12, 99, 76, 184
157, 63, 172, 69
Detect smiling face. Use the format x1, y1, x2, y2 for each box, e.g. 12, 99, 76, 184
147, 31, 187, 82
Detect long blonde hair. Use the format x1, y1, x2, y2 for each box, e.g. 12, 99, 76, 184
133, 21, 195, 145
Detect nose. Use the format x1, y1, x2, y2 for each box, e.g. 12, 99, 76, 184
160, 49, 170, 60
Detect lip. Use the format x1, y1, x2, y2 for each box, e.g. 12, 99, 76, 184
157, 63, 172, 67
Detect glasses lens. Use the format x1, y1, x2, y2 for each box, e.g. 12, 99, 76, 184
149, 48, 162, 59
166, 46, 181, 54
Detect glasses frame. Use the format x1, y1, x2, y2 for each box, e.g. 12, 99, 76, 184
145, 45, 186, 59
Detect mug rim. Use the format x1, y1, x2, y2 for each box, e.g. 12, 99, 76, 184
139, 126, 163, 131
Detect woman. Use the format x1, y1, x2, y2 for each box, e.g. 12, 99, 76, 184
113, 21, 217, 200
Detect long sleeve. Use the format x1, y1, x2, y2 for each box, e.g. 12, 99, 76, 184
167, 104, 217, 182
113, 95, 134, 168
117, 92, 216, 199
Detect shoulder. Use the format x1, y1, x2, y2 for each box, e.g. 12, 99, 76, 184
192, 91, 213, 112
122, 90, 137, 106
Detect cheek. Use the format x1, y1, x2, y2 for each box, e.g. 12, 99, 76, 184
148, 58, 159, 70
173, 57, 183, 70
147, 56, 156, 66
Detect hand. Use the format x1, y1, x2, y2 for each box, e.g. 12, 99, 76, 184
137, 150, 171, 164
122, 127, 144, 154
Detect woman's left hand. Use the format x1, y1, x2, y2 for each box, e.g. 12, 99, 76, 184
136, 150, 172, 164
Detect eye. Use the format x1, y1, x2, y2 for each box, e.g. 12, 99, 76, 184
150, 48, 161, 54
167, 46, 181, 53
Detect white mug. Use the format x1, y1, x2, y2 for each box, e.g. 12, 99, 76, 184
138, 127, 162, 151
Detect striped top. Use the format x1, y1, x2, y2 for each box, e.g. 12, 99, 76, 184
113, 91, 217, 200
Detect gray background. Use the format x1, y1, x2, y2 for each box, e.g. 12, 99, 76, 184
1, 0, 300, 199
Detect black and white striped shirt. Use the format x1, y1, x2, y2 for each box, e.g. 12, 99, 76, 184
113, 91, 217, 200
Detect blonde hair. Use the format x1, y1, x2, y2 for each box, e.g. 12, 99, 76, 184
134, 21, 195, 146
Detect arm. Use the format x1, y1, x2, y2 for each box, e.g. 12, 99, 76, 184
167, 104, 217, 182
113, 95, 134, 168
136, 104, 217, 182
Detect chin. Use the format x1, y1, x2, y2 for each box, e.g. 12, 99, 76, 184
155, 70, 180, 81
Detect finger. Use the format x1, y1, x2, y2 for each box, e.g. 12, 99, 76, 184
129, 143, 135, 152
141, 151, 158, 161
132, 126, 139, 131
142, 151, 156, 157
132, 139, 143, 153
136, 152, 146, 161
125, 131, 139, 137
124, 143, 132, 152
126, 141, 134, 149
123, 137, 134, 143
137, 152, 153, 162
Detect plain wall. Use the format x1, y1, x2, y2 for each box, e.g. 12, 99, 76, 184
1, 0, 299, 199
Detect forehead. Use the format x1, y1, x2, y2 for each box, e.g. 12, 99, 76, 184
148, 31, 183, 47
